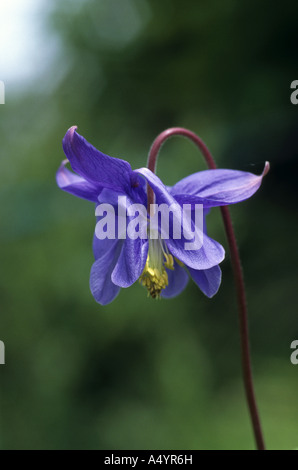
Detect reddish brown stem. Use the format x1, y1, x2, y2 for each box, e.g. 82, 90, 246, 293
147, 127, 266, 451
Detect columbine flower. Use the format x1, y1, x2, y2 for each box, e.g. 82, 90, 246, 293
57, 126, 267, 305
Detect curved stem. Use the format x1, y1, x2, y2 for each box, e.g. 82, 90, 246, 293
147, 127, 266, 451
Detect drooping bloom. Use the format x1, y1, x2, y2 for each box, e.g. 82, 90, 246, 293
57, 126, 267, 305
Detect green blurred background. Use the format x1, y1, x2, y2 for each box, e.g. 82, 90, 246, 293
0, 0, 297, 450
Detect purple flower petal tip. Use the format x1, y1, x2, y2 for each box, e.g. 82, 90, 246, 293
62, 126, 78, 153
170, 161, 269, 207
263, 161, 270, 176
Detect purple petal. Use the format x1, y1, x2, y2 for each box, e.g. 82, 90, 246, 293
167, 235, 224, 270
136, 167, 178, 206
56, 160, 100, 202
172, 193, 209, 209
90, 241, 122, 305
136, 168, 225, 270
188, 265, 222, 298
174, 195, 211, 218
161, 262, 189, 298
170, 163, 270, 207
92, 233, 119, 260
135, 168, 195, 240
62, 126, 134, 191
112, 238, 149, 288
98, 188, 147, 215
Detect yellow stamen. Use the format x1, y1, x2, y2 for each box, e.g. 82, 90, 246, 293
174, 257, 184, 268
139, 239, 174, 299
164, 253, 174, 270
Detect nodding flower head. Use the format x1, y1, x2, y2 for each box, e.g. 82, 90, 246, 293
56, 126, 268, 305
